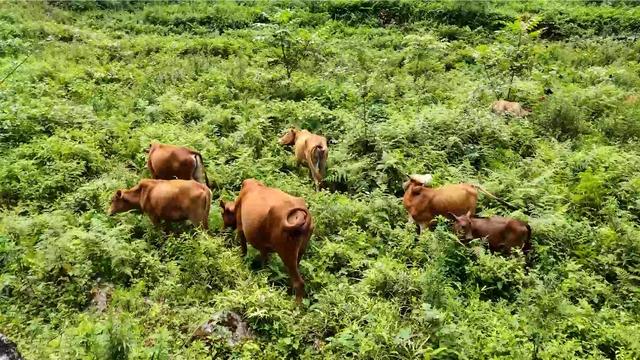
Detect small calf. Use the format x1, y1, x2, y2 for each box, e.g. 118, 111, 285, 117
491, 100, 531, 117
220, 179, 313, 303
109, 179, 211, 229
449, 211, 531, 254
279, 129, 328, 191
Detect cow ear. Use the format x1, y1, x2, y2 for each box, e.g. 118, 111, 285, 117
116, 190, 123, 198
466, 210, 472, 217
281, 129, 297, 145
447, 212, 458, 221
219, 199, 225, 209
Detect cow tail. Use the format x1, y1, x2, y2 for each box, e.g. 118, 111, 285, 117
193, 151, 212, 189
523, 223, 533, 270
283, 207, 311, 236
473, 185, 518, 211
523, 223, 533, 255
203, 187, 211, 229
146, 143, 157, 177
313, 145, 326, 176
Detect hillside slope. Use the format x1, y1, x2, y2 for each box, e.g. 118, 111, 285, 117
1, 1, 639, 358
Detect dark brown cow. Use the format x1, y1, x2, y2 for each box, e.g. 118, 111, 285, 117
220, 179, 313, 303
109, 179, 211, 229
147, 143, 211, 187
279, 129, 328, 191
402, 174, 515, 234
449, 211, 532, 254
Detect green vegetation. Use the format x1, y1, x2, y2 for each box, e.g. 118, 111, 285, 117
1, 0, 640, 358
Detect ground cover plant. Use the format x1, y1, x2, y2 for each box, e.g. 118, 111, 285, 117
1, 0, 640, 358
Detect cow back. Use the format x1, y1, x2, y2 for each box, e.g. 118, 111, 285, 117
405, 183, 477, 221
148, 144, 197, 181
236, 184, 309, 248
140, 179, 208, 221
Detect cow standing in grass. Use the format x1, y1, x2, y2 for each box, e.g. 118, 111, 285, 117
279, 129, 328, 191
449, 211, 532, 255
491, 100, 531, 117
220, 179, 313, 303
146, 142, 211, 188
402, 174, 515, 234
109, 179, 211, 230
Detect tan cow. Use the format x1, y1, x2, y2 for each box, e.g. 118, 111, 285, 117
109, 179, 211, 229
624, 94, 638, 105
402, 174, 515, 234
279, 129, 328, 191
449, 211, 532, 255
146, 143, 211, 188
220, 179, 313, 303
491, 100, 531, 117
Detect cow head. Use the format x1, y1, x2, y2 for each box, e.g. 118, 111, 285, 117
241, 178, 263, 190
402, 173, 432, 192
279, 129, 298, 145
449, 211, 474, 241
108, 189, 138, 215
219, 200, 237, 229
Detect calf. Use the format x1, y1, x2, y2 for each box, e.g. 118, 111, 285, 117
279, 129, 328, 191
220, 179, 313, 303
109, 179, 211, 229
491, 100, 531, 117
403, 174, 514, 234
147, 143, 211, 188
449, 211, 531, 255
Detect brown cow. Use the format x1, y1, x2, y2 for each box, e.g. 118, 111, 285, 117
147, 143, 211, 188
449, 211, 532, 255
624, 94, 638, 105
220, 179, 313, 303
109, 179, 211, 229
402, 174, 515, 234
491, 100, 531, 117
279, 129, 328, 191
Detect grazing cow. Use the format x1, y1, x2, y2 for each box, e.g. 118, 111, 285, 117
279, 129, 328, 191
109, 179, 211, 230
491, 100, 531, 117
402, 174, 515, 234
624, 94, 638, 105
220, 179, 313, 303
449, 211, 532, 255
146, 143, 211, 188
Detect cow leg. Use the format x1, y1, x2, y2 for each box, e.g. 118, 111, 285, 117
149, 215, 168, 233
305, 153, 322, 191
238, 232, 248, 257
188, 214, 207, 231
415, 223, 421, 235
259, 249, 270, 267
149, 215, 160, 227
297, 236, 310, 265
280, 250, 305, 303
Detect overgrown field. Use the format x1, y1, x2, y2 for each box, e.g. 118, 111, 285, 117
1, 0, 640, 358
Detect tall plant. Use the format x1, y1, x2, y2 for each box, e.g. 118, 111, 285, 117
269, 27, 313, 81
475, 15, 543, 100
